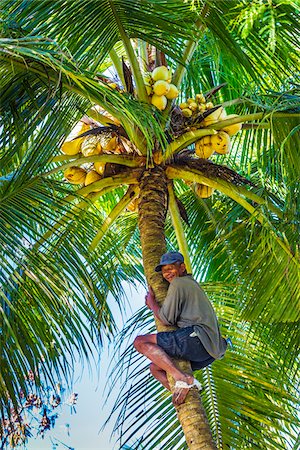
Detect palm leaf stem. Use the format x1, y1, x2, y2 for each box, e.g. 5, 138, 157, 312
108, 0, 148, 103
167, 165, 256, 215
165, 111, 300, 158
167, 182, 192, 273
45, 155, 144, 176
71, 172, 139, 198
33, 173, 139, 251
86, 108, 122, 126
172, 5, 208, 89
164, 129, 216, 158
89, 185, 139, 251
109, 48, 126, 87
163, 5, 209, 121
211, 112, 300, 131
137, 39, 148, 73
166, 166, 299, 268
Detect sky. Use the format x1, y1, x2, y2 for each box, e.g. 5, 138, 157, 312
26, 283, 144, 450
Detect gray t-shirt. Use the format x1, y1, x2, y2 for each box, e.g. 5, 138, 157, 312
158, 275, 227, 360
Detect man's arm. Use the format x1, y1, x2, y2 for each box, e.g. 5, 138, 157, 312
145, 286, 170, 326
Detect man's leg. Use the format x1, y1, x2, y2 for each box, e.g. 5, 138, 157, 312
134, 334, 194, 405
149, 363, 170, 391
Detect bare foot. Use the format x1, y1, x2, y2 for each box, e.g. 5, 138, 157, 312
172, 375, 195, 406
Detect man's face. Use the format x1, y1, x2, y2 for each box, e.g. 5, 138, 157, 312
161, 262, 186, 283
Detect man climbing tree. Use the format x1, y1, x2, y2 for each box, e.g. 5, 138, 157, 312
134, 251, 227, 406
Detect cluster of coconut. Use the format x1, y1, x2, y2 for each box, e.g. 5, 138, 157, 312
61, 122, 121, 186
144, 65, 179, 110
189, 95, 242, 160
179, 93, 210, 118
179, 94, 242, 198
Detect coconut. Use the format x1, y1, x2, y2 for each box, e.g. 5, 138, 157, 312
188, 102, 198, 112
211, 131, 231, 154
181, 108, 193, 118
153, 80, 170, 96
205, 101, 214, 109
61, 139, 82, 156
195, 93, 206, 104
85, 170, 102, 186
165, 84, 179, 100
81, 136, 102, 157
64, 167, 87, 184
151, 94, 167, 110
151, 65, 169, 81
61, 123, 91, 155
195, 183, 214, 198
195, 138, 215, 159
94, 162, 106, 175
179, 102, 188, 110
221, 114, 242, 136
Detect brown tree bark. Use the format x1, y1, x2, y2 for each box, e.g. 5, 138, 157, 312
137, 166, 217, 450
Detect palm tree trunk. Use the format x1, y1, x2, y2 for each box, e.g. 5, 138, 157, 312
138, 166, 217, 450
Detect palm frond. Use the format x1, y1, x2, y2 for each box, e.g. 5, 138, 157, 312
3, 0, 200, 69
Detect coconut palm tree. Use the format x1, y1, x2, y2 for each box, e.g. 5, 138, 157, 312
1, 1, 299, 449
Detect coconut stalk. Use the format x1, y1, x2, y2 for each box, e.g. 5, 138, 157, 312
167, 165, 298, 268
90, 185, 139, 250
45, 155, 145, 176
167, 182, 192, 273
138, 166, 217, 450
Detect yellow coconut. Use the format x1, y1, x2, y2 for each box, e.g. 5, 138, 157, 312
61, 139, 82, 156
94, 162, 106, 175
179, 102, 188, 110
153, 80, 170, 96
195, 183, 214, 198
181, 108, 193, 118
64, 167, 87, 184
84, 170, 102, 186
151, 94, 167, 110
195, 138, 215, 159
221, 114, 242, 136
165, 84, 179, 100
195, 93, 206, 104
212, 131, 231, 154
61, 123, 91, 155
203, 107, 226, 126
188, 102, 198, 112
151, 65, 169, 81
198, 104, 206, 113
145, 84, 152, 96
205, 101, 214, 109
103, 136, 118, 152
81, 136, 102, 157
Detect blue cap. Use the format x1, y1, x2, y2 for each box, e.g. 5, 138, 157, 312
155, 251, 184, 272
